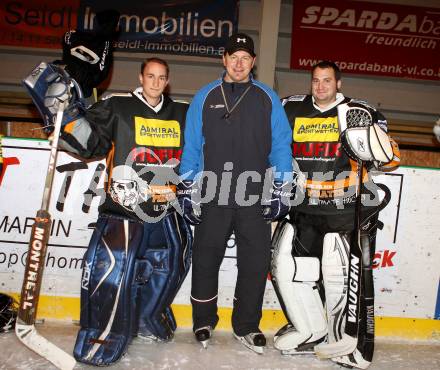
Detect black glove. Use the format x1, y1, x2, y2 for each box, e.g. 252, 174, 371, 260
262, 181, 293, 222
176, 180, 202, 225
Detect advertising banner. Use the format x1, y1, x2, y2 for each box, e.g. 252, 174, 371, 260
0, 138, 439, 320
0, 0, 238, 57
290, 0, 440, 81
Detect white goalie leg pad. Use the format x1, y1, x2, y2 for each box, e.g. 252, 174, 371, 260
272, 221, 327, 353
315, 232, 355, 359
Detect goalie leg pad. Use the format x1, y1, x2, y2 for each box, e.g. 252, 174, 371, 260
73, 214, 144, 366
320, 233, 350, 344
136, 212, 192, 340
315, 232, 359, 359
315, 227, 377, 367
331, 213, 380, 368
271, 219, 327, 354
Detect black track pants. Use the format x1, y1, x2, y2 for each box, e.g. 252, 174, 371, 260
191, 205, 271, 336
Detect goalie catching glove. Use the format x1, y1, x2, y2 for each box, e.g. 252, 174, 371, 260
338, 101, 393, 168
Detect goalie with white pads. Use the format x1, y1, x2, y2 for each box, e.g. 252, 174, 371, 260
272, 61, 399, 369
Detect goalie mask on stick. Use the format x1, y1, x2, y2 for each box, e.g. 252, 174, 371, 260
338, 102, 393, 168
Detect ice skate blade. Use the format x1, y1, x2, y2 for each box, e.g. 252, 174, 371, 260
233, 334, 264, 355
200, 339, 209, 349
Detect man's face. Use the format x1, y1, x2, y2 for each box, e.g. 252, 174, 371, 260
139, 62, 169, 104
311, 67, 342, 108
223, 50, 256, 83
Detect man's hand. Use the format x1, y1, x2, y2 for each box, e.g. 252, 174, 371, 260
262, 181, 293, 222
176, 180, 202, 225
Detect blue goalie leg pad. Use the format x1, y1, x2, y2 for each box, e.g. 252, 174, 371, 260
165, 306, 177, 332
136, 212, 192, 340
73, 214, 144, 366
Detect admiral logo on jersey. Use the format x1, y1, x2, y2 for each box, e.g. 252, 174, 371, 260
132, 118, 183, 166
135, 118, 181, 147
294, 117, 339, 142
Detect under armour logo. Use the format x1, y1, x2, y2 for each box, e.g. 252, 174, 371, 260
237, 38, 247, 43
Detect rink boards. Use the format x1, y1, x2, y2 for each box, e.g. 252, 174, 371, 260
0, 138, 439, 339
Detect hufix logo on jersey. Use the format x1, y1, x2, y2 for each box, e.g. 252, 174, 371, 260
294, 142, 341, 158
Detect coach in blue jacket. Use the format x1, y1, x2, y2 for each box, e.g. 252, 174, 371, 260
177, 33, 293, 353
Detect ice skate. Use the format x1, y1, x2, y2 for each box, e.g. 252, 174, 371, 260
194, 326, 212, 349
233, 332, 266, 354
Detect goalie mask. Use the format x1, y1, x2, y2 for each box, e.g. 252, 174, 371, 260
338, 102, 393, 165
0, 293, 17, 333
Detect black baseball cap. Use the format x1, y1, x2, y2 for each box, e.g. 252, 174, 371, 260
225, 33, 256, 57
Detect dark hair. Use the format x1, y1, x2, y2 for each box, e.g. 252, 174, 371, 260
141, 57, 169, 77
311, 60, 341, 81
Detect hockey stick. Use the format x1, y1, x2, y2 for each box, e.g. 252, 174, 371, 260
315, 104, 378, 359
332, 183, 392, 369
15, 101, 76, 370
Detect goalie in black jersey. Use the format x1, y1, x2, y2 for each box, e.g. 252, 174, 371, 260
21, 9, 192, 365
271, 61, 400, 369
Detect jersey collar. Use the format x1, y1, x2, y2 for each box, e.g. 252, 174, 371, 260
133, 87, 164, 113
312, 92, 345, 113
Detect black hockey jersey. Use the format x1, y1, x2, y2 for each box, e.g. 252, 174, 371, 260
61, 91, 188, 221
283, 94, 388, 215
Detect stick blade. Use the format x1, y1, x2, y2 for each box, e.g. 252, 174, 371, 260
314, 334, 357, 359
16, 323, 76, 370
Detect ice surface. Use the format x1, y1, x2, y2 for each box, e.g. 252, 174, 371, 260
0, 322, 439, 369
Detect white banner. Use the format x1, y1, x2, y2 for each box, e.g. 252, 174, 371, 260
0, 138, 439, 319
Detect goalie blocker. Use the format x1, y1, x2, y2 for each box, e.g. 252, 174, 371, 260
74, 211, 192, 366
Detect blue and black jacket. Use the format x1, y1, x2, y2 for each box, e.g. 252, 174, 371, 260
180, 75, 292, 207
